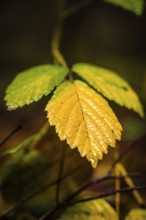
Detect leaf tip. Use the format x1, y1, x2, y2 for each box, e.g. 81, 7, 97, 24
140, 109, 145, 118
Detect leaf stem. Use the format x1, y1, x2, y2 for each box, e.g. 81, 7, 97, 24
51, 0, 95, 68
51, 0, 68, 68
61, 0, 94, 18
29, 122, 50, 149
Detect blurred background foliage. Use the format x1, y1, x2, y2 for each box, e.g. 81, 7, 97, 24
0, 0, 146, 219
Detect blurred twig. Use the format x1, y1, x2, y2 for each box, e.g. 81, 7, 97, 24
70, 185, 146, 205
115, 161, 121, 219
61, 0, 94, 18
39, 174, 145, 220
55, 145, 66, 205
51, 0, 68, 67
0, 125, 22, 148
109, 133, 146, 173
0, 122, 50, 156
117, 163, 144, 205
0, 164, 81, 219
109, 135, 146, 211
52, 0, 95, 67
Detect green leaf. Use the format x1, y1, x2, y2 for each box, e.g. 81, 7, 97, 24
125, 208, 146, 220
103, 0, 144, 15
72, 63, 144, 117
58, 199, 118, 220
5, 64, 69, 109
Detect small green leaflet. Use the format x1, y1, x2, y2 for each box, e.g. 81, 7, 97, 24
103, 0, 144, 15
5, 64, 69, 109
125, 208, 146, 220
58, 199, 118, 220
72, 63, 144, 117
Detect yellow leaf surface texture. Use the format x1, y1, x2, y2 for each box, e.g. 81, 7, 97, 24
45, 80, 122, 168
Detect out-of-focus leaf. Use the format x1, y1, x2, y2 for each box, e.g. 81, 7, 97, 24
72, 63, 144, 117
5, 64, 69, 109
103, 0, 144, 15
1, 123, 49, 156
22, 199, 51, 218
125, 208, 146, 220
58, 199, 118, 220
1, 149, 48, 203
16, 213, 37, 220
0, 135, 34, 156
45, 80, 122, 168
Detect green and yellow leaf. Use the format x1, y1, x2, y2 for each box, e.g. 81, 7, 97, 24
72, 63, 144, 117
125, 208, 146, 220
45, 80, 122, 168
58, 199, 118, 220
5, 64, 69, 109
103, 0, 144, 16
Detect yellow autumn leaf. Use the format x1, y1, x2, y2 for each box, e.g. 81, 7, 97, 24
45, 80, 122, 168
125, 208, 146, 220
57, 199, 118, 220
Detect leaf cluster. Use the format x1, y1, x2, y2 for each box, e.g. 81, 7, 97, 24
4, 63, 144, 167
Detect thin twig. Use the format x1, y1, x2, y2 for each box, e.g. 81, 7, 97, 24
70, 185, 146, 205
59, 174, 145, 205
55, 145, 66, 205
0, 123, 50, 157
117, 163, 144, 205
109, 137, 145, 209
0, 125, 22, 148
109, 133, 146, 173
39, 174, 145, 220
0, 164, 81, 219
115, 163, 121, 219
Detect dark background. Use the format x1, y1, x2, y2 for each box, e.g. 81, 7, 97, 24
0, 0, 146, 218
